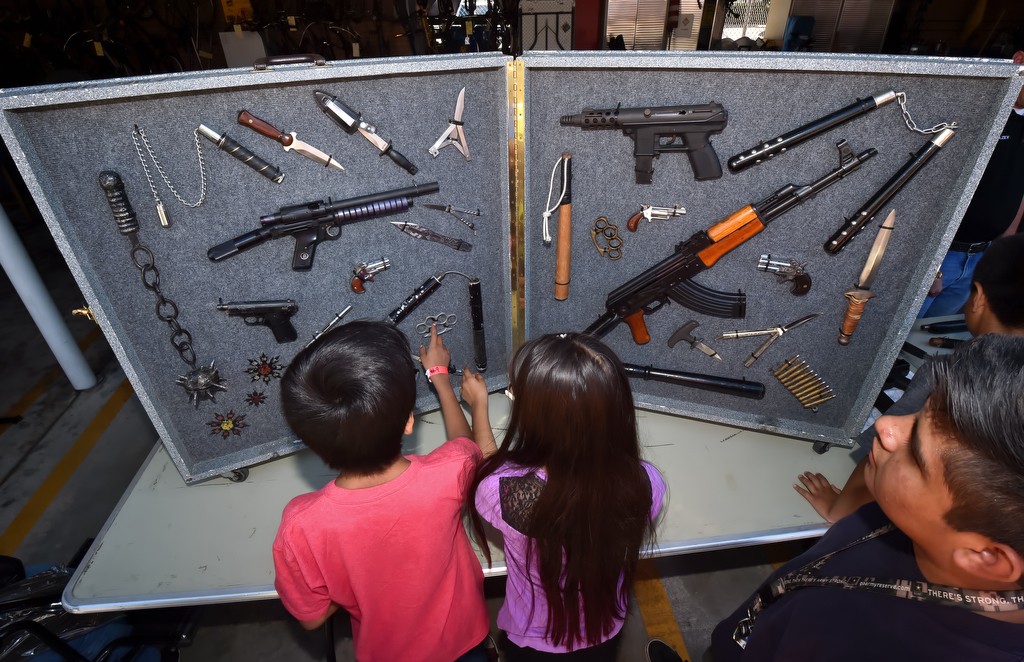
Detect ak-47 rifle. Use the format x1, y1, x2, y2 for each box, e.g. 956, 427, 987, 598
584, 140, 877, 344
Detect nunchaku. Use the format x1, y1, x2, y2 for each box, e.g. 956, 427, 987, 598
825, 129, 954, 254
197, 124, 284, 184
387, 272, 487, 372
727, 91, 898, 173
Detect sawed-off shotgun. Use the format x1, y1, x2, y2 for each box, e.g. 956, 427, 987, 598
584, 140, 877, 344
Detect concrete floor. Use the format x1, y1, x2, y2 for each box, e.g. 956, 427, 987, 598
0, 194, 812, 661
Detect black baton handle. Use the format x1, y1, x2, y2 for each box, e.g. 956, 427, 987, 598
218, 133, 284, 183
623, 363, 766, 399
468, 278, 487, 372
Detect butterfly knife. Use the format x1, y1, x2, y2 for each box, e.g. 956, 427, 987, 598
391, 221, 472, 252
238, 109, 344, 171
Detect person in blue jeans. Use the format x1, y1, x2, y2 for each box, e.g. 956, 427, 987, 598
919, 48, 1024, 317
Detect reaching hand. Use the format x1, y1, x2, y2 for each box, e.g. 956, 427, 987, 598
794, 471, 841, 523
419, 324, 451, 373
459, 368, 488, 409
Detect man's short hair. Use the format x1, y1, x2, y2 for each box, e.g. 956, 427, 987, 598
927, 335, 1024, 554
280, 320, 417, 475
973, 235, 1024, 328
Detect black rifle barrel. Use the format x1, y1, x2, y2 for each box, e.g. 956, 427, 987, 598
623, 363, 765, 400
727, 91, 896, 173
755, 142, 878, 224
824, 128, 954, 255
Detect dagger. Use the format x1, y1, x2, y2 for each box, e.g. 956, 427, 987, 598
838, 208, 896, 345
237, 109, 344, 171
314, 91, 417, 175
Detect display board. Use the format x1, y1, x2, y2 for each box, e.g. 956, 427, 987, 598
1, 51, 1019, 481
0, 53, 513, 482
521, 51, 1019, 447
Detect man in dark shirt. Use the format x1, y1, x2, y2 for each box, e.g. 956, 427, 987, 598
712, 334, 1024, 661
919, 49, 1024, 317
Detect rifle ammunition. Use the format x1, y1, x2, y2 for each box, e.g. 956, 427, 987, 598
772, 355, 800, 377
803, 393, 837, 408
777, 361, 808, 382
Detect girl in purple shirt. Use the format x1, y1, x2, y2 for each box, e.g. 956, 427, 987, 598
467, 333, 667, 660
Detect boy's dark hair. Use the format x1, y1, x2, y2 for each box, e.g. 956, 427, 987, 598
280, 320, 417, 475
972, 234, 1024, 327
927, 335, 1024, 555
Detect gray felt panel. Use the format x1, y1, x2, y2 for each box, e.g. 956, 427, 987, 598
0, 54, 513, 482
521, 51, 1020, 448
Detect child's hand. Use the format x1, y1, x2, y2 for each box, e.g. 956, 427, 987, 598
460, 368, 488, 408
418, 324, 451, 372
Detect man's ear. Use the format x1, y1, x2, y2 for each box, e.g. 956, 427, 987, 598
952, 540, 1024, 585
968, 282, 988, 313
403, 412, 415, 435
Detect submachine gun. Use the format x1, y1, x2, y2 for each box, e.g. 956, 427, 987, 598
208, 182, 440, 270
560, 103, 728, 183
584, 140, 877, 344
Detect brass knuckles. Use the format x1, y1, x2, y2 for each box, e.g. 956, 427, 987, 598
416, 313, 457, 337
590, 216, 623, 260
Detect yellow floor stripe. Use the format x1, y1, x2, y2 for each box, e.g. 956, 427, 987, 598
634, 558, 692, 661
0, 327, 103, 436
0, 378, 133, 556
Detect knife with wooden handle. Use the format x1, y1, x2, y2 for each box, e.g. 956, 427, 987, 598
839, 208, 896, 345
237, 109, 344, 171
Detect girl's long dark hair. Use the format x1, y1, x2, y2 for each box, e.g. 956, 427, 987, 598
467, 333, 656, 649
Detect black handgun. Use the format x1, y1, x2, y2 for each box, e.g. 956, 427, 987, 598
207, 182, 440, 270
560, 103, 727, 183
217, 299, 298, 343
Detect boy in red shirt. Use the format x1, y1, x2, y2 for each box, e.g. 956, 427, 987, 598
273, 320, 496, 661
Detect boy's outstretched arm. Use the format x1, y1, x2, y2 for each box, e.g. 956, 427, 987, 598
794, 458, 871, 524
460, 369, 497, 458
420, 325, 473, 442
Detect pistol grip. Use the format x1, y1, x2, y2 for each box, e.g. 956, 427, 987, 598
626, 212, 645, 232
623, 310, 651, 345
351, 276, 366, 293
686, 136, 723, 181
267, 315, 298, 344
291, 228, 319, 271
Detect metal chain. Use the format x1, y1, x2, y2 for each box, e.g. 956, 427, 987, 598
131, 125, 208, 208
128, 239, 197, 368
895, 92, 958, 135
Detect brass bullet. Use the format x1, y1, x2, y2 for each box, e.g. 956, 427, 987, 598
776, 360, 807, 381
803, 393, 837, 408
773, 355, 800, 377
797, 385, 833, 401
785, 371, 821, 390
778, 363, 810, 383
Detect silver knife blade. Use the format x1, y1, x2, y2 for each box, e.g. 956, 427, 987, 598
782, 313, 819, 333
284, 133, 345, 171
453, 87, 466, 121
357, 127, 389, 153
856, 209, 896, 289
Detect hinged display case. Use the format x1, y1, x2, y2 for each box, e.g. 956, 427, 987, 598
1, 51, 1018, 483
